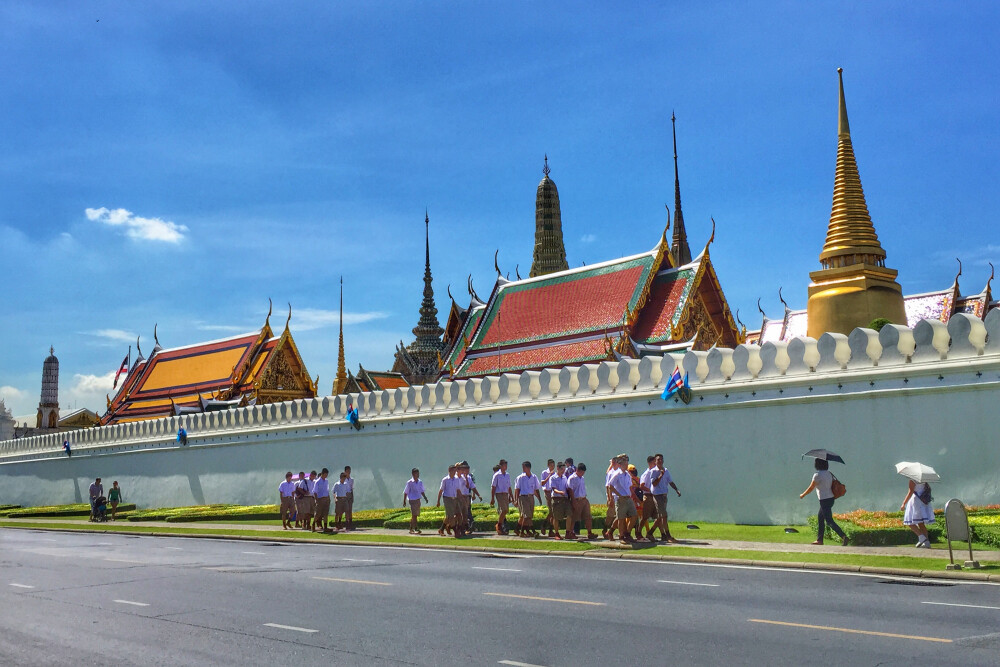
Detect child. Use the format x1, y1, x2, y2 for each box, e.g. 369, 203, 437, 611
402, 468, 429, 534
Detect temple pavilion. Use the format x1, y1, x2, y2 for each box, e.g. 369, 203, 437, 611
101, 305, 316, 425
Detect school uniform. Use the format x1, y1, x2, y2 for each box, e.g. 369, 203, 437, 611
440, 475, 462, 519
610, 469, 637, 520
649, 466, 673, 518
491, 470, 512, 514
514, 472, 541, 520
313, 477, 331, 523
294, 479, 314, 517
568, 473, 592, 523
456, 474, 470, 525
278, 480, 297, 522
639, 466, 657, 519
404, 479, 425, 518
333, 481, 350, 516
605, 469, 618, 525
548, 473, 571, 523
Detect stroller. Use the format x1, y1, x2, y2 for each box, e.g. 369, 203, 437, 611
92, 496, 109, 522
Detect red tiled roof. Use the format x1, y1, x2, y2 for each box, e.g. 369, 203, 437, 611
456, 338, 609, 378
469, 253, 657, 351
366, 372, 410, 390
631, 267, 696, 344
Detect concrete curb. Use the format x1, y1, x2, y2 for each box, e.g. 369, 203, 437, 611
5, 524, 996, 582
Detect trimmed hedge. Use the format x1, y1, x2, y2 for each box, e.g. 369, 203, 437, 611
8, 503, 136, 518
0, 505, 22, 516
808, 510, 944, 546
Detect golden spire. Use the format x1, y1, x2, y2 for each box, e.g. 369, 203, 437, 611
819, 68, 887, 269
333, 276, 348, 395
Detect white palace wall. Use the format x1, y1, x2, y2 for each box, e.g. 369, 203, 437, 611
1, 312, 998, 525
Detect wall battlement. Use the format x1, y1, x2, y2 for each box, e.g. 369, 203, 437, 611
1, 311, 998, 460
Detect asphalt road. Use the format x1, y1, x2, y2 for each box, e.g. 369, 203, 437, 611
1, 529, 998, 666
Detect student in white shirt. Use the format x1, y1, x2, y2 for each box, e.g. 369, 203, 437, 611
333, 472, 351, 530
540, 459, 556, 537
278, 472, 297, 530
402, 468, 429, 534
513, 461, 542, 537
636, 455, 657, 541
343, 466, 355, 530
568, 463, 597, 540
436, 465, 464, 537
313, 468, 332, 532
548, 462, 572, 539
649, 453, 681, 543
608, 457, 638, 544
603, 458, 620, 540
491, 459, 514, 535
294, 471, 313, 531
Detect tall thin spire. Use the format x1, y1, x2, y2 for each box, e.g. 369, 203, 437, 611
819, 68, 887, 269
530, 155, 569, 277
413, 210, 444, 349
333, 276, 347, 395
670, 112, 691, 266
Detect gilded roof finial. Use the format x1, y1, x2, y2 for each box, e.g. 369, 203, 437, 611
285, 302, 292, 331
837, 68, 850, 136
670, 111, 691, 266
334, 276, 347, 395
265, 298, 272, 329
153, 323, 159, 347
494, 249, 501, 277
736, 309, 746, 332
542, 154, 550, 178
664, 204, 671, 231
779, 287, 790, 312
987, 262, 995, 294
757, 298, 768, 321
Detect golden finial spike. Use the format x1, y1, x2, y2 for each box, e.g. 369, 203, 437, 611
987, 262, 995, 294
285, 302, 292, 331
837, 67, 850, 136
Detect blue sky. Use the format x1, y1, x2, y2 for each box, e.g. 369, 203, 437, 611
2, 2, 998, 418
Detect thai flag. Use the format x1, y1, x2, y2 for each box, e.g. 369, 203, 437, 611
661, 366, 688, 400
113, 347, 130, 388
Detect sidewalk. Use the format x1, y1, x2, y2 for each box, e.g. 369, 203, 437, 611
6, 517, 998, 562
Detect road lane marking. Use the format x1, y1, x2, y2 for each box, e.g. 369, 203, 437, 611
164, 547, 183, 550
748, 619, 952, 643
312, 576, 392, 586
658, 579, 719, 587
113, 600, 149, 607
97, 542, 114, 546
499, 661, 547, 667
484, 592, 604, 607
341, 558, 375, 562
922, 601, 1000, 611
104, 558, 144, 564
473, 567, 523, 573
9, 583, 34, 589
241, 551, 266, 555
264, 623, 317, 634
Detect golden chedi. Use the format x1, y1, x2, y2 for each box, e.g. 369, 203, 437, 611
807, 69, 906, 337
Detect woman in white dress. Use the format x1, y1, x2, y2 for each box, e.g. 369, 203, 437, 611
901, 480, 935, 548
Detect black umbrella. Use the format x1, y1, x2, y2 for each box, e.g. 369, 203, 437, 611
802, 449, 845, 464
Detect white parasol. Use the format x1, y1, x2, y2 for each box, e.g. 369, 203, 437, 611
894, 461, 941, 484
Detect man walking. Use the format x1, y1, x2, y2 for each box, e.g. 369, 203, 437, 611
540, 459, 556, 537
436, 465, 464, 537
491, 459, 514, 535
568, 463, 597, 540
89, 477, 103, 522
278, 472, 296, 530
313, 468, 331, 532
638, 455, 658, 541
649, 453, 681, 543
608, 456, 637, 544
294, 471, 313, 531
402, 468, 429, 534
603, 458, 619, 540
333, 472, 351, 530
343, 466, 354, 530
548, 462, 572, 540
513, 461, 542, 537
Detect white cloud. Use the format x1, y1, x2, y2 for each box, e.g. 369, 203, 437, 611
0, 386, 27, 403
292, 308, 389, 331
85, 207, 189, 243
580, 234, 597, 243
86, 329, 136, 344
63, 372, 116, 413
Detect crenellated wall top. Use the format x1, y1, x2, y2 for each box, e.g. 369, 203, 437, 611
2, 311, 999, 457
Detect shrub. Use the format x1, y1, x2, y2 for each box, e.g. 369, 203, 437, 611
972, 526, 1000, 549
808, 510, 943, 546
868, 318, 892, 332
8, 503, 136, 518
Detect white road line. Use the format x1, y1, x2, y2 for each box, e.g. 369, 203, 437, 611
922, 601, 1000, 611
40, 538, 57, 542
658, 579, 720, 587
499, 660, 548, 667
97, 542, 114, 546
263, 623, 317, 634
104, 558, 144, 564
341, 558, 375, 562
241, 551, 266, 555
9, 583, 34, 589
670, 561, 1000, 587
164, 547, 183, 550
472, 566, 523, 572
113, 599, 149, 607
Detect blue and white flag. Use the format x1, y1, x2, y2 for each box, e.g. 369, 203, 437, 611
661, 367, 689, 401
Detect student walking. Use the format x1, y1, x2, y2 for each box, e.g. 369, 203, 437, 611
607, 457, 637, 544
402, 468, 429, 534
603, 458, 620, 540
313, 468, 331, 532
540, 459, 556, 537
108, 481, 123, 521
568, 463, 597, 540
799, 459, 849, 546
436, 465, 464, 537
278, 472, 296, 530
343, 466, 355, 530
333, 472, 351, 530
648, 453, 681, 543
901, 479, 935, 548
294, 471, 313, 531
548, 462, 573, 539
513, 461, 542, 537
491, 459, 514, 535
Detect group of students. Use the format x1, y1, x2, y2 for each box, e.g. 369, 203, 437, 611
422, 452, 681, 544
277, 466, 355, 532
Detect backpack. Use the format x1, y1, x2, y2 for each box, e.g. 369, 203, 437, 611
916, 484, 932, 505
830, 474, 846, 499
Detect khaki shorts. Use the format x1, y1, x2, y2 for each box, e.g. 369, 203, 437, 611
572, 498, 592, 523
641, 495, 657, 520
606, 496, 617, 523
314, 496, 331, 522
551, 497, 571, 522
335, 497, 348, 515
653, 494, 669, 517
442, 496, 459, 519
616, 496, 637, 520
346, 491, 354, 511
280, 497, 295, 520
462, 495, 472, 521
409, 499, 421, 518
518, 495, 535, 520
495, 495, 510, 514
295, 497, 313, 517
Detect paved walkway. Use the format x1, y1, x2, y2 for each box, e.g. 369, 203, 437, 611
6, 517, 998, 561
